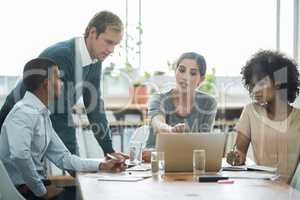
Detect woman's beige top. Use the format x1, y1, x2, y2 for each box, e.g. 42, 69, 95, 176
236, 103, 300, 182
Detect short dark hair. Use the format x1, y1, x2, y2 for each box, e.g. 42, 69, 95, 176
176, 52, 207, 76
241, 50, 300, 103
23, 58, 57, 93
84, 10, 123, 39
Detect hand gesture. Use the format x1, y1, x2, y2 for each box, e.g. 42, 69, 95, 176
99, 155, 127, 172
226, 149, 246, 166
109, 152, 129, 162
171, 123, 189, 133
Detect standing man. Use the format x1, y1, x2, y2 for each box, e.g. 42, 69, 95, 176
0, 11, 127, 159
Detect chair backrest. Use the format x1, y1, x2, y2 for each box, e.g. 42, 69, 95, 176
129, 125, 150, 149
0, 160, 25, 200
290, 162, 300, 191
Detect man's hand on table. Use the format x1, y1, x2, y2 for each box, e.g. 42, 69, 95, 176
110, 152, 129, 161
99, 152, 129, 172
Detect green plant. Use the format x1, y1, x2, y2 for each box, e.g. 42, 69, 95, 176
132, 71, 151, 87
124, 62, 134, 73
153, 71, 165, 76
143, 71, 151, 80
167, 60, 177, 71
133, 80, 145, 87
123, 22, 143, 72
103, 62, 115, 76
104, 15, 143, 78
103, 62, 122, 79
197, 68, 216, 95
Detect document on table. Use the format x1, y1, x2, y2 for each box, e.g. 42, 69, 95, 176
222, 165, 277, 173
247, 165, 277, 173
221, 165, 248, 171
126, 164, 151, 171
219, 171, 279, 180
83, 171, 152, 182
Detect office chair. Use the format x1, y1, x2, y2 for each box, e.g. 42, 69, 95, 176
0, 160, 25, 200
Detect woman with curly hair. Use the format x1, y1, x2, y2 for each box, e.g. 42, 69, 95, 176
227, 50, 300, 182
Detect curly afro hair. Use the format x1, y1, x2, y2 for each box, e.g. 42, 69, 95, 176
241, 50, 300, 103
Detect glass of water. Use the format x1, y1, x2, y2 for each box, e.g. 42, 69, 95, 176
193, 149, 206, 175
151, 151, 165, 178
129, 141, 143, 165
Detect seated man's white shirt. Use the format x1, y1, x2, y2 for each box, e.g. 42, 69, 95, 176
0, 91, 100, 196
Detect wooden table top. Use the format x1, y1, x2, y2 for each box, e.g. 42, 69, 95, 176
76, 172, 300, 200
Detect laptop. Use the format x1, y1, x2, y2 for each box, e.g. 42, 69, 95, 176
155, 133, 227, 172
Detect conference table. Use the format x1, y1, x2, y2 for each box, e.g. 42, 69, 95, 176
77, 171, 300, 200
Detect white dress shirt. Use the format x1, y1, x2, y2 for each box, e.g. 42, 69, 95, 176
73, 36, 99, 100
75, 36, 97, 68
0, 92, 100, 196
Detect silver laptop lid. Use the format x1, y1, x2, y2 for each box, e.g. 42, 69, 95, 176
156, 133, 227, 172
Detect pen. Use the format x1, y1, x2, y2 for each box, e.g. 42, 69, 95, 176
107, 153, 119, 161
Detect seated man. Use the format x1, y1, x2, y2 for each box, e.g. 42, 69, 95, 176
226, 50, 300, 182
0, 58, 125, 200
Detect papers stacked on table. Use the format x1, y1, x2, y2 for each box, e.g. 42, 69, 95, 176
222, 165, 277, 173
84, 171, 152, 182
219, 171, 279, 180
